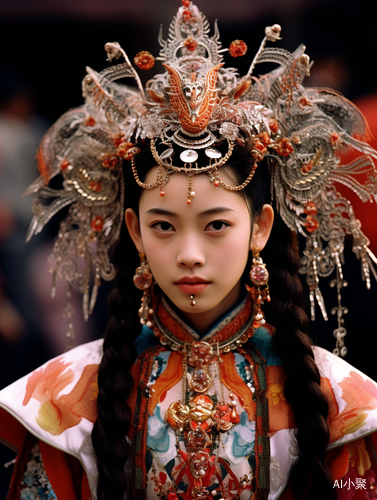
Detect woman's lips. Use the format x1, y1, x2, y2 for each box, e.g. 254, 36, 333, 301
175, 281, 210, 294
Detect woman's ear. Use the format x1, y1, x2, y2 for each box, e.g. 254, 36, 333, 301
125, 208, 145, 253
250, 204, 274, 251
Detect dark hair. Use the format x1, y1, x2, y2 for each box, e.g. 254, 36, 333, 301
92, 137, 335, 500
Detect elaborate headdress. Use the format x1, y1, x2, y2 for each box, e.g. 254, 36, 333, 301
26, 1, 377, 356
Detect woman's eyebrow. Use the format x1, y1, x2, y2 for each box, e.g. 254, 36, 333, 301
199, 207, 235, 217
145, 207, 235, 217
145, 208, 178, 216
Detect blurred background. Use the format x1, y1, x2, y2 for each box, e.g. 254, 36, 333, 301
0, 0, 377, 492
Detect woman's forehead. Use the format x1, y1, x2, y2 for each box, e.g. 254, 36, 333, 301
138, 168, 250, 215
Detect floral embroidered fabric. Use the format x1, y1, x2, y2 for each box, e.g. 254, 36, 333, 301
19, 441, 57, 500
2, 292, 377, 499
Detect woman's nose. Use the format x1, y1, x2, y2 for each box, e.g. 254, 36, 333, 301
177, 235, 205, 268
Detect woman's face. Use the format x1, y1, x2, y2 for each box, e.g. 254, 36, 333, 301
126, 167, 273, 332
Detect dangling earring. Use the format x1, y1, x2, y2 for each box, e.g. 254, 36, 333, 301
249, 247, 270, 329
133, 253, 154, 327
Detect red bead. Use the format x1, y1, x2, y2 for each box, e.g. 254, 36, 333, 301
303, 201, 317, 215
160, 190, 165, 197
89, 181, 102, 193
301, 162, 313, 174
91, 216, 104, 232
182, 0, 190, 6
254, 140, 266, 152
184, 36, 197, 51
299, 96, 311, 107
117, 142, 136, 161
187, 198, 192, 204
330, 131, 341, 148
85, 116, 96, 126
269, 119, 279, 134
213, 180, 220, 187
275, 138, 294, 156
182, 9, 192, 20
61, 160, 69, 170
102, 154, 119, 169
305, 215, 319, 233
113, 134, 125, 147
258, 132, 271, 146
134, 51, 155, 70
229, 40, 248, 58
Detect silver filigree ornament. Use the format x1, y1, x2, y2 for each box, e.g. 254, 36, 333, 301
25, 1, 377, 355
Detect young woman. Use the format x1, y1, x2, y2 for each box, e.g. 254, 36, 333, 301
1, 2, 377, 500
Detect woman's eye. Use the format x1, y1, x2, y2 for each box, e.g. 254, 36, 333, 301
206, 220, 230, 231
152, 221, 174, 232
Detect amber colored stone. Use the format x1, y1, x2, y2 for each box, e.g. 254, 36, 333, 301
85, 116, 96, 126
183, 9, 192, 20
91, 216, 104, 232
254, 140, 266, 152
102, 154, 119, 168
299, 96, 311, 107
89, 181, 102, 193
229, 40, 247, 58
113, 134, 125, 147
301, 162, 313, 174
303, 201, 317, 215
134, 51, 155, 70
269, 119, 279, 134
330, 131, 341, 147
117, 142, 136, 161
276, 138, 294, 156
190, 368, 211, 393
184, 37, 197, 52
305, 215, 319, 233
258, 131, 271, 146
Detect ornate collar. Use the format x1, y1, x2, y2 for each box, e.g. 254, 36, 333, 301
150, 287, 256, 353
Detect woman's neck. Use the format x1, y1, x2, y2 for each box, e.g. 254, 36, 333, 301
166, 282, 247, 336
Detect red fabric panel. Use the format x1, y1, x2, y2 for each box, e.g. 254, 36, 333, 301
0, 407, 27, 451
39, 441, 79, 500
